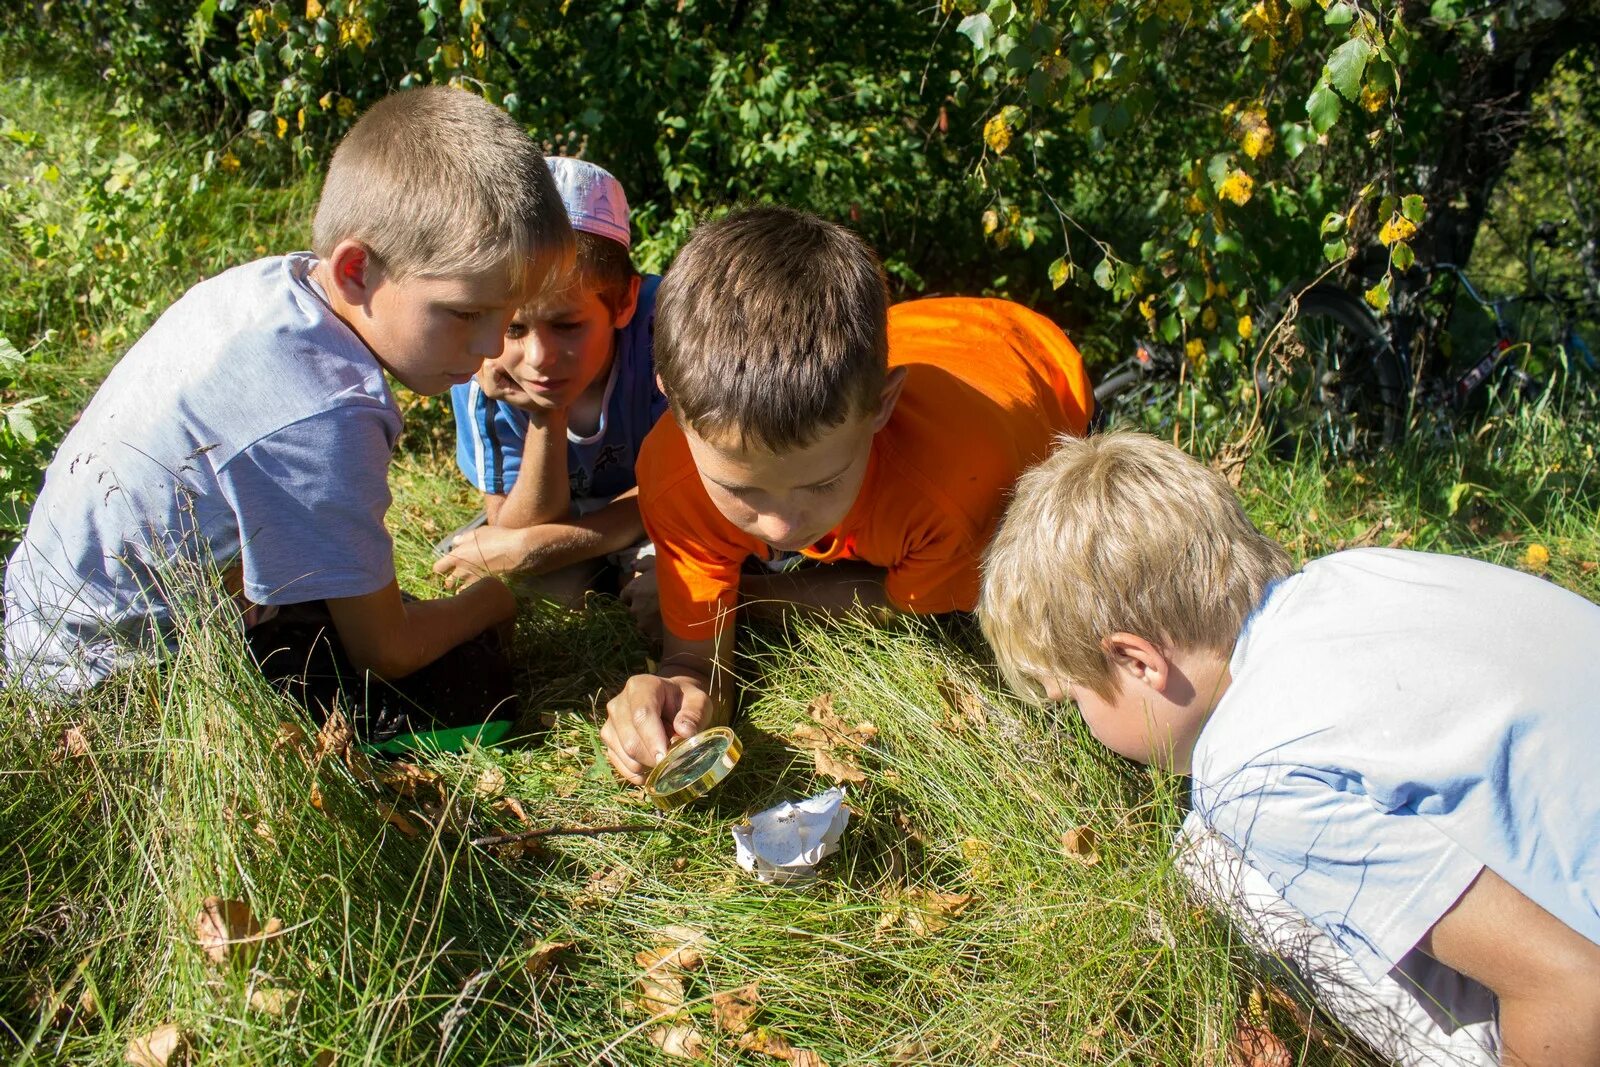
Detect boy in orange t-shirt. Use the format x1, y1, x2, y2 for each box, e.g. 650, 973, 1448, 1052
601, 206, 1092, 783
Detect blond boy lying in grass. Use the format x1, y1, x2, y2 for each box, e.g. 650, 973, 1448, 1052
979, 432, 1600, 1067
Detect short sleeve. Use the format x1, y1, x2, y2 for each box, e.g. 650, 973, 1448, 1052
1199, 765, 1484, 983
645, 494, 746, 642
883, 530, 982, 615
450, 381, 524, 495
218, 408, 398, 605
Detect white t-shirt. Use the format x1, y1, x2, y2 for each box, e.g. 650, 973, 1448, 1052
4, 254, 402, 690
1191, 548, 1600, 983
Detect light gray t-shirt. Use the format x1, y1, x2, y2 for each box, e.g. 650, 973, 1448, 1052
1192, 548, 1600, 984
4, 253, 402, 690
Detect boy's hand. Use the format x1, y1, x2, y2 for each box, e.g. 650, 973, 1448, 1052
434, 525, 536, 585
619, 557, 661, 641
601, 673, 711, 785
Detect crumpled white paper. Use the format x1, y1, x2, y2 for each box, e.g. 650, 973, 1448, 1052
731, 787, 850, 885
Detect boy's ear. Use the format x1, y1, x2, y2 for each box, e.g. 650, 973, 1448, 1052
609, 274, 644, 330
1103, 633, 1170, 693
324, 239, 381, 306
868, 366, 909, 433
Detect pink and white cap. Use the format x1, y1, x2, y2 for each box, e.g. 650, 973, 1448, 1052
545, 156, 631, 249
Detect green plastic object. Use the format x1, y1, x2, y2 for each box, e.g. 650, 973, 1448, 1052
360, 719, 512, 757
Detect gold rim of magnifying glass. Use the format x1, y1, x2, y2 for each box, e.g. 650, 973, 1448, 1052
644, 726, 742, 810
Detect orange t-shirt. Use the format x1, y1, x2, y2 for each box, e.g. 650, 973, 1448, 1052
636, 297, 1093, 641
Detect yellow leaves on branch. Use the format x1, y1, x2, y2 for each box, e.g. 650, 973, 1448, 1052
1234, 106, 1274, 160
983, 106, 1024, 155
1378, 213, 1418, 246
1218, 170, 1255, 206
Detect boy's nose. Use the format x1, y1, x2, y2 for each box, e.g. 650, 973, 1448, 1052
754, 510, 806, 547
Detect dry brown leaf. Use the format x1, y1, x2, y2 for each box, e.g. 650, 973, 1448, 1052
813, 749, 866, 784
313, 712, 353, 761
58, 725, 92, 760
634, 971, 686, 1019
889, 1037, 936, 1065
574, 864, 631, 908
124, 1023, 190, 1067
376, 803, 421, 838
491, 795, 533, 825
194, 897, 280, 966
648, 1024, 707, 1059
523, 939, 574, 979
312, 1053, 335, 1067
272, 721, 309, 757
805, 693, 878, 748
738, 1028, 797, 1060
474, 766, 508, 798
639, 925, 709, 972
1227, 1024, 1293, 1067
1061, 826, 1101, 865
711, 983, 761, 1035
247, 986, 298, 1016
1582, 560, 1599, 575
935, 676, 989, 731
902, 888, 974, 937
791, 1051, 827, 1067
308, 782, 325, 812
377, 762, 444, 799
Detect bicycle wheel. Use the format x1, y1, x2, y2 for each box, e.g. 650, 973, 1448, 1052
1256, 284, 1408, 456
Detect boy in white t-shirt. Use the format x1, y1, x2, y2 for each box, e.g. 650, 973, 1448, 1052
978, 432, 1600, 1067
4, 87, 573, 741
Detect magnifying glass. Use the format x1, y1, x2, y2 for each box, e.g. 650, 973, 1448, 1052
644, 726, 742, 810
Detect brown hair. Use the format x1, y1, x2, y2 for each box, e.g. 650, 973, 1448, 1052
979, 432, 1295, 701
313, 86, 573, 290
653, 206, 889, 451
572, 231, 639, 316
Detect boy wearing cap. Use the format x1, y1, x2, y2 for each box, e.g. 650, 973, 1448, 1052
434, 158, 664, 618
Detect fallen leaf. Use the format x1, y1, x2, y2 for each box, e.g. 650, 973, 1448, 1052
194, 897, 280, 966
1227, 1024, 1293, 1067
792, 1051, 827, 1067
314, 712, 353, 761
960, 837, 994, 879
1581, 560, 1597, 575
902, 888, 973, 936
813, 749, 866, 784
309, 782, 325, 812
247, 986, 298, 1016
889, 1037, 936, 1065
475, 766, 507, 798
1061, 826, 1101, 865
574, 864, 631, 908
712, 983, 761, 1035
523, 939, 574, 979
738, 1028, 796, 1059
491, 795, 533, 825
935, 676, 989, 730
377, 761, 444, 799
272, 721, 309, 757
634, 970, 686, 1019
312, 1053, 335, 1067
639, 925, 709, 972
376, 803, 421, 838
124, 1023, 190, 1067
58, 725, 91, 759
649, 1024, 708, 1059
805, 693, 878, 748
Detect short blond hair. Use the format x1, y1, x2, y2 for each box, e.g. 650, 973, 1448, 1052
980, 432, 1294, 701
313, 86, 573, 288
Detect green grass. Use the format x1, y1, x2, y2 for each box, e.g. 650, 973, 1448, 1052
3, 51, 1598, 1066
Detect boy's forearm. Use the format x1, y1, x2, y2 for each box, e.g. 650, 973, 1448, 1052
329, 577, 515, 679
738, 562, 892, 624
496, 411, 570, 528
521, 491, 645, 574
